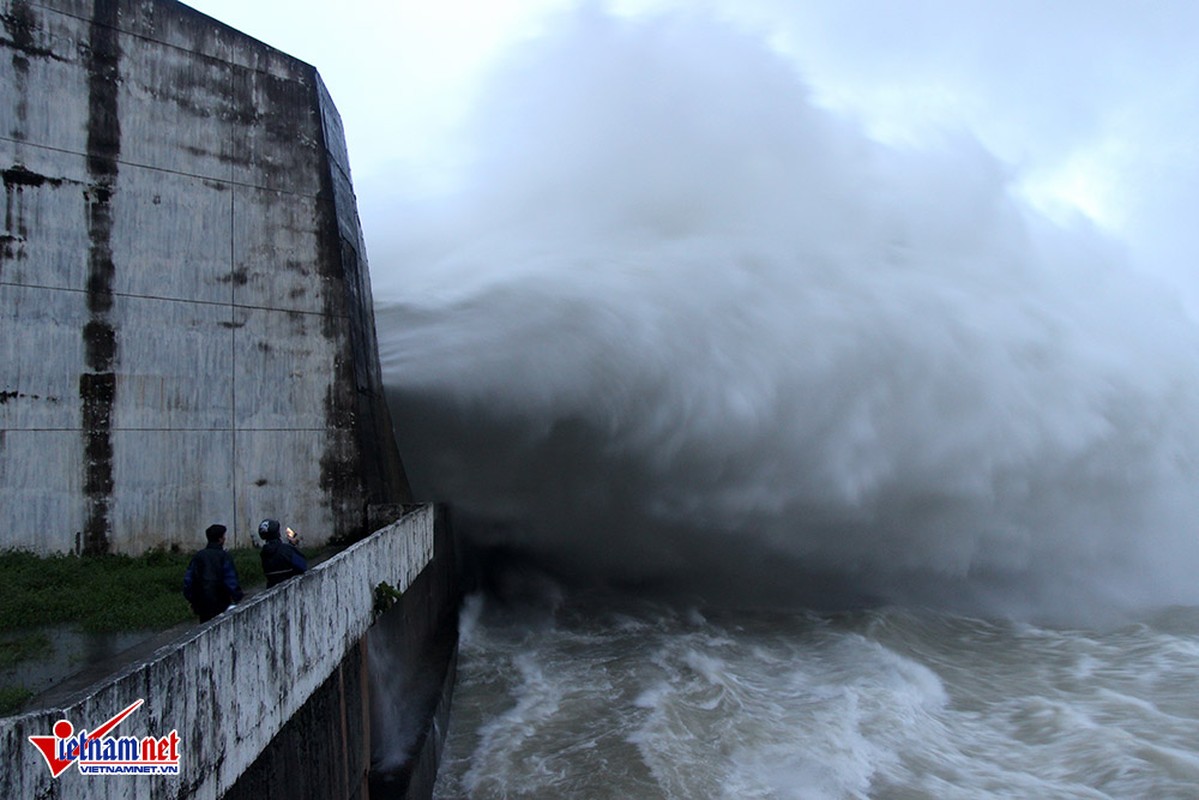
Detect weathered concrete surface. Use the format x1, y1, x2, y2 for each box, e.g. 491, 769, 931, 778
224, 639, 373, 800
228, 506, 460, 800
366, 505, 460, 800
0, 0, 409, 554
0, 504, 438, 800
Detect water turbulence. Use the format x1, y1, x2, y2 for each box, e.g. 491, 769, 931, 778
375, 9, 1199, 624
432, 595, 1199, 798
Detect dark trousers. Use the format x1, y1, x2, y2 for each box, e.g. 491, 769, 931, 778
192, 599, 230, 622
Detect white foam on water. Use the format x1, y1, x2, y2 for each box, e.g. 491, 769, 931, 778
441, 598, 1199, 797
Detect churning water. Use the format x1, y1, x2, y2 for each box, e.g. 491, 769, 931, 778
373, 8, 1199, 798
427, 593, 1199, 799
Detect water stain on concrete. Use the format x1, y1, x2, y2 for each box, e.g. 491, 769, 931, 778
78, 0, 123, 556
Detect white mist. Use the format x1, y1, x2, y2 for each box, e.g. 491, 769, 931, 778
375, 9, 1199, 622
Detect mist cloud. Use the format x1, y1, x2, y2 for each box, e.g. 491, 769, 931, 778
375, 9, 1199, 622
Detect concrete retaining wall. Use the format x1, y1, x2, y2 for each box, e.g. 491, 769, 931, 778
0, 504, 440, 800
0, 0, 409, 554
365, 505, 459, 800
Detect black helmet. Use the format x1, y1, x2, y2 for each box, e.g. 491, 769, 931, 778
258, 518, 281, 540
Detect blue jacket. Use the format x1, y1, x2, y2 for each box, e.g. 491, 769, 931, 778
260, 539, 307, 587
183, 544, 244, 620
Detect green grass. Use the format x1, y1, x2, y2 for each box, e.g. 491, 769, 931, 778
0, 631, 52, 668
0, 548, 267, 634
0, 685, 34, 716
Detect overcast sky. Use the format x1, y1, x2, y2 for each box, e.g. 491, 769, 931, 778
182, 0, 1199, 310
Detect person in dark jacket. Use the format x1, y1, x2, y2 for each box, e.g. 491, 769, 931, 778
182, 524, 244, 622
258, 518, 308, 587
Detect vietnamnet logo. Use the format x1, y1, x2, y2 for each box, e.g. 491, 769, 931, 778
27, 699, 181, 777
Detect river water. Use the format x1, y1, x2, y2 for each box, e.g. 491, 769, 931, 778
430, 591, 1199, 799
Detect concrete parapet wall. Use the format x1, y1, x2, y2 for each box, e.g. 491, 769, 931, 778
0, 504, 436, 800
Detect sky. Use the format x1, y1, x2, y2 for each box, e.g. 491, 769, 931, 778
182, 0, 1199, 311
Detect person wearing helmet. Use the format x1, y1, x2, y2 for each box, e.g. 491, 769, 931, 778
182, 524, 244, 622
258, 518, 308, 587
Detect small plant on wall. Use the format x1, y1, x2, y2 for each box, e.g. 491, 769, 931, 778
373, 581, 403, 617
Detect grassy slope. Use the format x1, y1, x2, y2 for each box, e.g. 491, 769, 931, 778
0, 548, 266, 633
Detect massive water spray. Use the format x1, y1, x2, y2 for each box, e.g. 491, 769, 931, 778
375, 9, 1199, 622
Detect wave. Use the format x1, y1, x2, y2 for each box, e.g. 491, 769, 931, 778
375, 8, 1199, 622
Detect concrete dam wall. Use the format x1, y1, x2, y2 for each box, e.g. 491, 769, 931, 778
1, 0, 410, 554
1, 1, 459, 797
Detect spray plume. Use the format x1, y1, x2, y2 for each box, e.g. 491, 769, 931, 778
375, 9, 1199, 622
